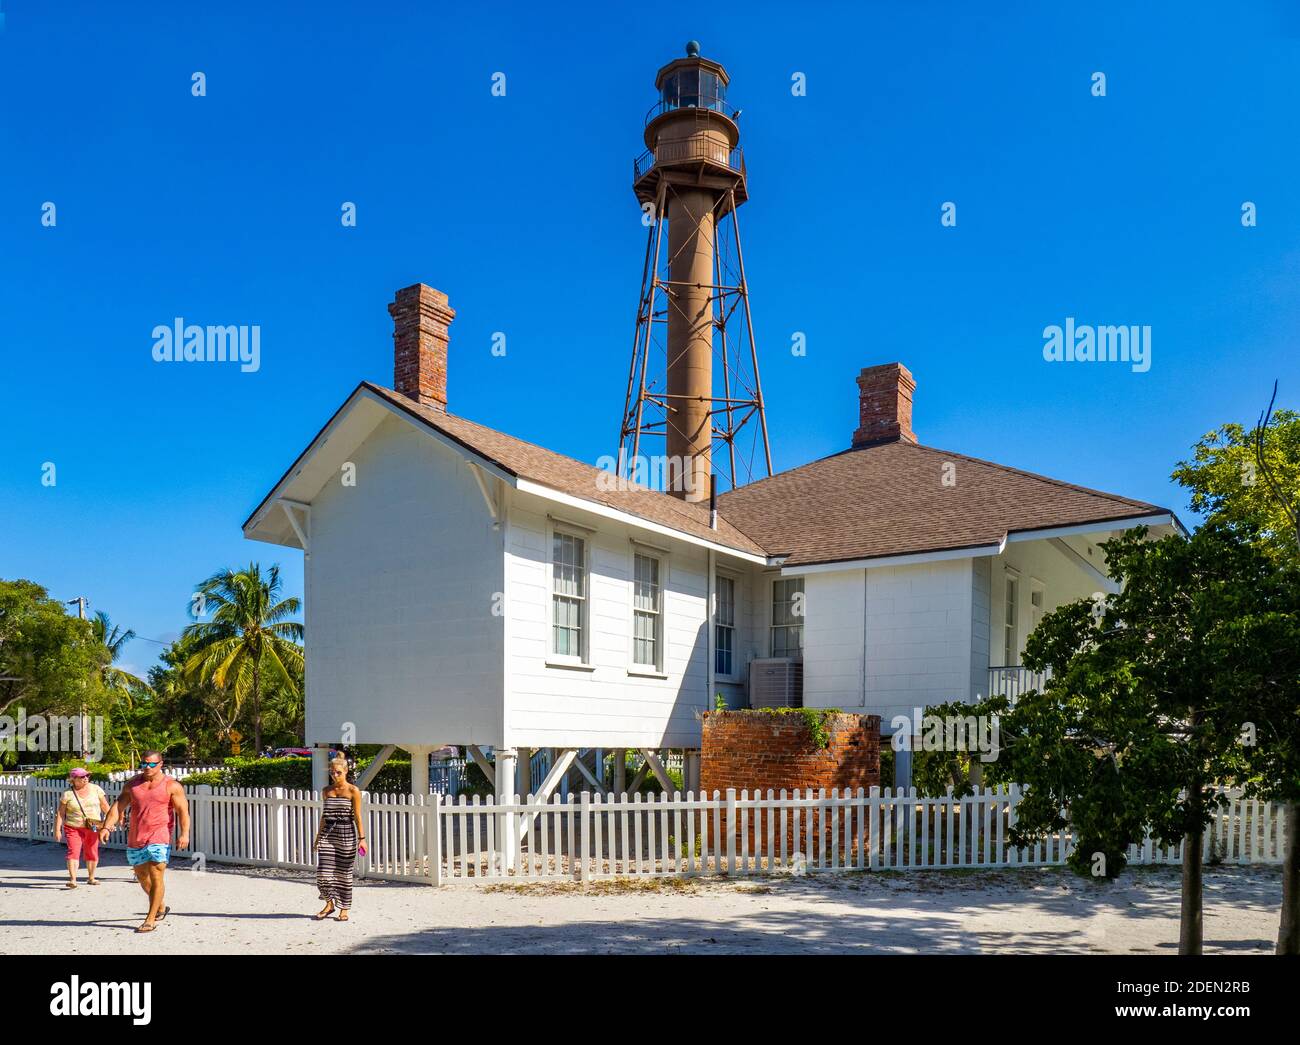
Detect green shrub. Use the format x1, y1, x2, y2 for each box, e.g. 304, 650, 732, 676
221, 756, 312, 789
30, 760, 130, 781
707, 707, 843, 749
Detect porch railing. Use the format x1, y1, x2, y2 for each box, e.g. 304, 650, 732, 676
987, 665, 1050, 701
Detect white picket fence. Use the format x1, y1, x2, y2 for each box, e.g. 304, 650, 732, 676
1, 765, 223, 784
0, 779, 1284, 886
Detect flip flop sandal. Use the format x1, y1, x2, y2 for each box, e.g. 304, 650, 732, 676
65, 883, 77, 889
312, 909, 334, 920
86, 880, 100, 886
156, 906, 171, 921
135, 923, 156, 933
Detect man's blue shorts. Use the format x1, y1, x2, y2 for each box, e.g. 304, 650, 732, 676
125, 843, 170, 866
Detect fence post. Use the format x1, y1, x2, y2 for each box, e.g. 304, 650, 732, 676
26, 777, 38, 842
579, 792, 591, 883
725, 789, 737, 875
270, 787, 286, 866
191, 785, 212, 857
428, 792, 442, 886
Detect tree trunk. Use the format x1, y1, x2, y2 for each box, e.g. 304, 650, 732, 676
252, 659, 262, 754
1179, 826, 1204, 955
1278, 802, 1300, 955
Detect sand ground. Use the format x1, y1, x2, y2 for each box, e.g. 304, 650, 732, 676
0, 838, 1281, 955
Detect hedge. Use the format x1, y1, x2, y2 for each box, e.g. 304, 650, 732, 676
177, 754, 495, 795
30, 761, 131, 781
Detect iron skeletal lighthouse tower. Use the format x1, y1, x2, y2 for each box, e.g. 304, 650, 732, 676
618, 42, 772, 502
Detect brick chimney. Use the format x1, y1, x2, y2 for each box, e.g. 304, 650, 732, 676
389, 283, 455, 410
852, 363, 917, 446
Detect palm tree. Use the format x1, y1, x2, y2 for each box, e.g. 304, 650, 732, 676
90, 611, 153, 765
91, 611, 150, 695
182, 564, 304, 752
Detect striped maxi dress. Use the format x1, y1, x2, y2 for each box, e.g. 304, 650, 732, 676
316, 795, 358, 910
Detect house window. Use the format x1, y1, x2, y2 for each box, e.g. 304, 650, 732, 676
632, 551, 662, 669
552, 531, 587, 659
771, 577, 804, 658
715, 574, 735, 676
1002, 574, 1019, 665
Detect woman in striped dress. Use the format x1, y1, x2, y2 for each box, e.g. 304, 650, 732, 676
313, 758, 364, 921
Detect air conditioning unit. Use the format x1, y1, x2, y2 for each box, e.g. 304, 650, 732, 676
748, 658, 804, 708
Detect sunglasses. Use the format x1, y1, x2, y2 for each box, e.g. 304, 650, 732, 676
139, 761, 161, 769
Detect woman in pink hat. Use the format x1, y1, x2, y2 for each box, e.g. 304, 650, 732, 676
53, 768, 110, 888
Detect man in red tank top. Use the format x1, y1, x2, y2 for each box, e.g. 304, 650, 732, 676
100, 751, 190, 933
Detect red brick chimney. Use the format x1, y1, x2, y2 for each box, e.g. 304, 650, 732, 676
389, 283, 454, 410
852, 363, 917, 446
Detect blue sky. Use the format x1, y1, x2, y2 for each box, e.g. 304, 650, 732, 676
2, 1, 1298, 675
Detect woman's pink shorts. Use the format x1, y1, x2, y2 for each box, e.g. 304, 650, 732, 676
65, 825, 100, 863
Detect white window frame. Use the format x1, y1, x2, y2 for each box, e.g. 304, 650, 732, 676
1029, 577, 1046, 638
770, 576, 804, 659
547, 523, 591, 667
714, 570, 739, 680
1001, 567, 1020, 666
629, 545, 666, 674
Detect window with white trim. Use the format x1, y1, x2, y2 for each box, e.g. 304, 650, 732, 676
771, 577, 804, 658
1002, 574, 1019, 665
632, 551, 662, 669
715, 574, 735, 676
552, 531, 587, 659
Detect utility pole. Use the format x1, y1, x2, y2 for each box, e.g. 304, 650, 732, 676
67, 597, 90, 761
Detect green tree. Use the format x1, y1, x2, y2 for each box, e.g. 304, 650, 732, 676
89, 611, 150, 695
182, 564, 303, 753
149, 633, 239, 761
1171, 399, 1299, 567
0, 579, 103, 719
1172, 390, 1300, 954
997, 524, 1280, 954
89, 611, 156, 765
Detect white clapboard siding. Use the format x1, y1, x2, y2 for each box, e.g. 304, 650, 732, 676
0, 779, 1286, 886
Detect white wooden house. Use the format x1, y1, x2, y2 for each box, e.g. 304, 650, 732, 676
243, 284, 1181, 797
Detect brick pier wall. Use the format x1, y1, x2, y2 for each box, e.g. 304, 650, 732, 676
700, 711, 881, 861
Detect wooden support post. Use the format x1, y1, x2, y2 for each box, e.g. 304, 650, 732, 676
405, 744, 432, 795
355, 744, 397, 790
570, 751, 602, 793
683, 750, 701, 795
466, 744, 495, 782
639, 748, 676, 794
614, 749, 627, 794
494, 748, 518, 872
311, 747, 330, 792
516, 747, 533, 797
894, 744, 912, 790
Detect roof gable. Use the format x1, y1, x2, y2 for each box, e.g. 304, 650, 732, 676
243, 383, 766, 558
715, 439, 1175, 567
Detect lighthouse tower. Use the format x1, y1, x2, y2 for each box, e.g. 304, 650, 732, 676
618, 42, 772, 501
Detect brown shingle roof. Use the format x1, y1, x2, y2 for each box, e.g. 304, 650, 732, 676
715, 439, 1172, 567
363, 383, 766, 557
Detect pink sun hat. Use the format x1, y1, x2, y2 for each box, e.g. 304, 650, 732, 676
68, 768, 89, 778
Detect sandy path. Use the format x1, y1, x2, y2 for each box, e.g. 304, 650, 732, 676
0, 839, 1280, 955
